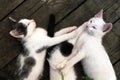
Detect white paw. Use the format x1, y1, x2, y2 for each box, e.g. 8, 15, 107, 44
68, 26, 77, 33
57, 60, 68, 70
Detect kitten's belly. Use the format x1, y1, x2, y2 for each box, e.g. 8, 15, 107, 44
81, 54, 116, 80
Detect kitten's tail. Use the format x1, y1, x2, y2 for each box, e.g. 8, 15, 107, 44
47, 14, 56, 58
47, 14, 56, 37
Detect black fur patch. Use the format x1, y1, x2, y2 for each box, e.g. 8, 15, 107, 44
18, 57, 35, 79
47, 45, 57, 59
15, 23, 27, 36
47, 14, 55, 37
36, 46, 47, 53
19, 40, 29, 56
25, 57, 35, 66
60, 41, 73, 57
21, 47, 29, 56
47, 14, 56, 58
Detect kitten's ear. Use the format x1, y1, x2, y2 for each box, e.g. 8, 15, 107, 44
103, 23, 112, 33
94, 9, 103, 18
9, 30, 24, 38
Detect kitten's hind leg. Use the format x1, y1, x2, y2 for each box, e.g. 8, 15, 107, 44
55, 26, 77, 36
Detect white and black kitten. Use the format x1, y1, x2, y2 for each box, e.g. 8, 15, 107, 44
9, 16, 77, 80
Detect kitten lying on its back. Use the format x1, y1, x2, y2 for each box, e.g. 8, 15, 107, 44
9, 17, 77, 80
57, 10, 117, 80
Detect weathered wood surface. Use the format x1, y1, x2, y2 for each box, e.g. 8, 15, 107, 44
0, 0, 120, 79
0, 0, 24, 21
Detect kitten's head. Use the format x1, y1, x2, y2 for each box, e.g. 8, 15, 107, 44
86, 9, 112, 37
9, 18, 36, 39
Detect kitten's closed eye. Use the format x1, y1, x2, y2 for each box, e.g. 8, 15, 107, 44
92, 26, 96, 29
90, 20, 92, 23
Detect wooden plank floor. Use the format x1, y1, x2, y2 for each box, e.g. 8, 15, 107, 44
0, 0, 120, 79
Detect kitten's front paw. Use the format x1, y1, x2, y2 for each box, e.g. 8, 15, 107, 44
70, 29, 78, 39
68, 26, 77, 33
57, 60, 68, 70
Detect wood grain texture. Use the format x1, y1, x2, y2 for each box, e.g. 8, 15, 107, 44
56, 0, 116, 28
0, 0, 24, 21
113, 19, 120, 36
0, 0, 119, 79
31, 0, 86, 28
114, 61, 120, 79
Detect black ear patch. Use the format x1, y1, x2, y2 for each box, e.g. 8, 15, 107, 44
15, 23, 27, 36
60, 41, 73, 57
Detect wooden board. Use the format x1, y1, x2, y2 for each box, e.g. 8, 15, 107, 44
104, 0, 120, 23
3, 0, 45, 20
0, 0, 24, 21
0, 21, 21, 69
114, 61, 120, 79
31, 0, 86, 27
55, 0, 117, 29
113, 19, 120, 36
